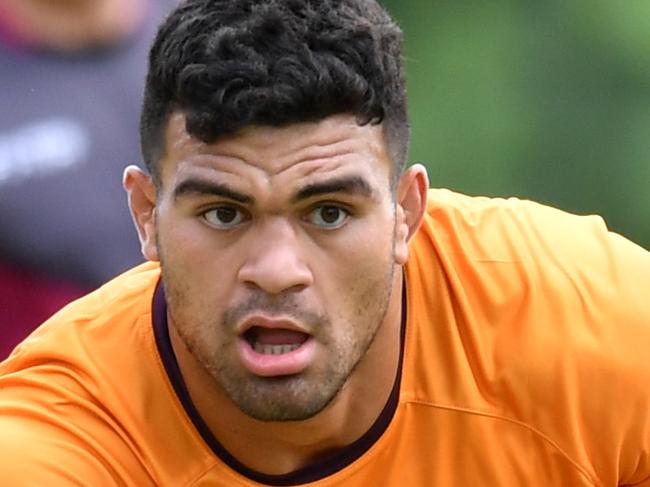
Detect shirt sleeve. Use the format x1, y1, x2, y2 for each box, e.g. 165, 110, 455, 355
0, 367, 156, 486
0, 416, 126, 486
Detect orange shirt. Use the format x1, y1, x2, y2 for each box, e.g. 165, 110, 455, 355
1, 189, 649, 486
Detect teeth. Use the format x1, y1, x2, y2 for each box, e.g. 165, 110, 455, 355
253, 343, 301, 355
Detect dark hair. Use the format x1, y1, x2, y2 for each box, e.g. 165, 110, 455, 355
140, 0, 409, 185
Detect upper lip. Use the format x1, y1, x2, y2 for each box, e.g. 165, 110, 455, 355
237, 315, 311, 336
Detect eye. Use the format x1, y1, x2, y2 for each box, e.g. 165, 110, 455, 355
203, 206, 247, 229
307, 205, 350, 229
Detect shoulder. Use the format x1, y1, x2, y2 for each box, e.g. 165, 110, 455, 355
0, 413, 148, 486
406, 189, 650, 483
419, 188, 620, 262
413, 188, 650, 313
411, 189, 650, 385
0, 262, 162, 484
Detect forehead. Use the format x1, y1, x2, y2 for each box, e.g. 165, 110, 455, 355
157, 112, 393, 194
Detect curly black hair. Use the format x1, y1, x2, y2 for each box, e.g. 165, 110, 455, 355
140, 0, 409, 186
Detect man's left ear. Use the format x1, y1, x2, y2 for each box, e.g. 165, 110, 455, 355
394, 164, 429, 265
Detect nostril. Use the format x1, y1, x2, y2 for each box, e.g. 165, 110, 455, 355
237, 260, 313, 294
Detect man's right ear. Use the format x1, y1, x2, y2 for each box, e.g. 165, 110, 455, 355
123, 165, 159, 262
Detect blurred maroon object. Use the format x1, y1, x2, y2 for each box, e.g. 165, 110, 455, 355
0, 260, 88, 359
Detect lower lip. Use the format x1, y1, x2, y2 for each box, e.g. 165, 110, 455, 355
237, 337, 315, 377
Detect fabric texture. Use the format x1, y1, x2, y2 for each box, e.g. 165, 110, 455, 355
1, 189, 649, 486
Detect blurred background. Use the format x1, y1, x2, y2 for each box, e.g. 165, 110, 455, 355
382, 0, 650, 249
0, 0, 175, 357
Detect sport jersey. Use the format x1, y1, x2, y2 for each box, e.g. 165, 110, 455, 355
1, 189, 649, 486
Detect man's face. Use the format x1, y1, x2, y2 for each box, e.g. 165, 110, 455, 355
152, 113, 404, 421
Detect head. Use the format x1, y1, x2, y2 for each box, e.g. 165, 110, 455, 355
126, 0, 428, 422
139, 0, 410, 189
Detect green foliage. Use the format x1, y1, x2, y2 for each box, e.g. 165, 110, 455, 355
382, 0, 650, 248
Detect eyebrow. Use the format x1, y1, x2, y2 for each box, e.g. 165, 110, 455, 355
172, 179, 253, 204
292, 176, 375, 203
172, 175, 374, 205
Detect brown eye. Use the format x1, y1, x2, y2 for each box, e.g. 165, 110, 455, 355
203, 206, 246, 228
308, 205, 349, 228
320, 207, 341, 223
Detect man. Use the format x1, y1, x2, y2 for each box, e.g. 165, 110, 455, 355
1, 0, 649, 485
0, 0, 176, 358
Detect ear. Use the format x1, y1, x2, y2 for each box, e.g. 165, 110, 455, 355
123, 165, 159, 261
393, 164, 429, 265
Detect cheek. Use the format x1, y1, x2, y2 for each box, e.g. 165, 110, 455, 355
316, 225, 395, 309
347, 214, 396, 265
157, 222, 241, 318
158, 216, 238, 278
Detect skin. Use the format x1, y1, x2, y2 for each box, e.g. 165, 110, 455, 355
124, 112, 429, 474
0, 0, 148, 51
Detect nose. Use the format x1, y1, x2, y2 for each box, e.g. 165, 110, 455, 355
237, 217, 313, 295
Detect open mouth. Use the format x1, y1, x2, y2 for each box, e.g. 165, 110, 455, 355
237, 320, 316, 377
243, 326, 310, 355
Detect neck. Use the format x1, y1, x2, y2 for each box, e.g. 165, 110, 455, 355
0, 0, 148, 52
170, 268, 405, 475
